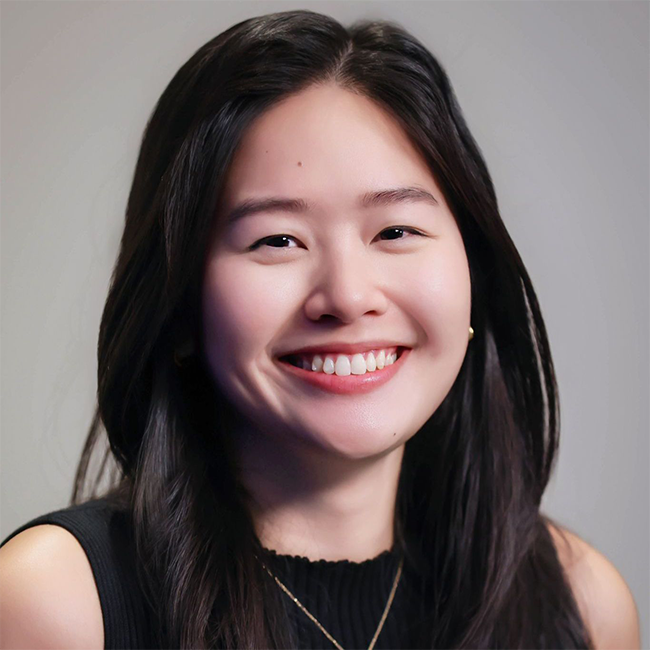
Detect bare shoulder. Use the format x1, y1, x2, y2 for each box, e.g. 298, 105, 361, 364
546, 521, 641, 650
0, 523, 104, 649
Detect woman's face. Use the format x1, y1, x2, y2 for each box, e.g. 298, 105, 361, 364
202, 83, 471, 460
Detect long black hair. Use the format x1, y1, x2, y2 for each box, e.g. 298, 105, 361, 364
71, 9, 593, 648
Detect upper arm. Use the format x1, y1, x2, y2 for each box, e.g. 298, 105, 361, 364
0, 524, 104, 650
548, 522, 641, 650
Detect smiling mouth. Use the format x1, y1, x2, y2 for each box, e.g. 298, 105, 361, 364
278, 346, 407, 374
275, 346, 410, 395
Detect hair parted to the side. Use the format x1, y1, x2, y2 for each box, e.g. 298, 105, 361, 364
71, 9, 593, 649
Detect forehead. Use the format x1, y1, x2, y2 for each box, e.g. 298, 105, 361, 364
219, 83, 440, 216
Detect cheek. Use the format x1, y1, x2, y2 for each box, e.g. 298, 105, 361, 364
201, 258, 297, 368
401, 243, 471, 348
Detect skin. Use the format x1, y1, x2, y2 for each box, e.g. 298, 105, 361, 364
0, 85, 638, 650
201, 81, 472, 563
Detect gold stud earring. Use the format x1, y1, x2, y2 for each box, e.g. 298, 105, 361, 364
469, 326, 474, 341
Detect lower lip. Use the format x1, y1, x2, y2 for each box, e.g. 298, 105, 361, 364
276, 348, 411, 395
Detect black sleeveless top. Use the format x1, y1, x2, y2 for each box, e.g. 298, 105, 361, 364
0, 497, 427, 649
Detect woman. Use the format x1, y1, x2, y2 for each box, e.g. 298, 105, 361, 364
0, 9, 639, 650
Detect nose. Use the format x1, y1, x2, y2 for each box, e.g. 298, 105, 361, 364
303, 246, 389, 324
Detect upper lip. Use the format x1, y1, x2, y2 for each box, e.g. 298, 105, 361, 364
278, 340, 411, 357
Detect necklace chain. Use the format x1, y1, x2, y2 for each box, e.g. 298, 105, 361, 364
255, 552, 404, 650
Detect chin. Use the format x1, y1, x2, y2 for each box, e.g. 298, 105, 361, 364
299, 426, 406, 461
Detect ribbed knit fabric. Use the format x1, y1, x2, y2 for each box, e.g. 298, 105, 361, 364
0, 498, 427, 649
259, 545, 425, 649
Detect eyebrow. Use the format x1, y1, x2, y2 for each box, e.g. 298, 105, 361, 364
224, 186, 439, 224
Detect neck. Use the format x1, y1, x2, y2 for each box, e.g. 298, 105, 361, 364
232, 423, 405, 563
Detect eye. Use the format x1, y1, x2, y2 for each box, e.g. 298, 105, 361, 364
248, 235, 300, 251
376, 226, 424, 242
248, 227, 425, 251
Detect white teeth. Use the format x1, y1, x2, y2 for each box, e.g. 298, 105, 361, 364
376, 349, 385, 369
335, 356, 351, 376
289, 347, 401, 375
350, 353, 366, 375
323, 356, 335, 374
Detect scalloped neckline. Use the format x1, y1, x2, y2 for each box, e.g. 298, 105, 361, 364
260, 545, 397, 568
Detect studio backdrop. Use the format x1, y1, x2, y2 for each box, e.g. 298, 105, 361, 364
1, 1, 647, 645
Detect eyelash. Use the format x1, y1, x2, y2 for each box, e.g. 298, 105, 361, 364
248, 227, 425, 251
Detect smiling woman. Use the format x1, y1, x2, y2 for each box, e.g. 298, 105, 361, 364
202, 84, 471, 465
0, 8, 640, 650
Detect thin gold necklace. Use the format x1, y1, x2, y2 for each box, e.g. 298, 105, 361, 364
255, 551, 404, 650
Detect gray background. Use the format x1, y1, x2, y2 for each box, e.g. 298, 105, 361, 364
1, 1, 648, 645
